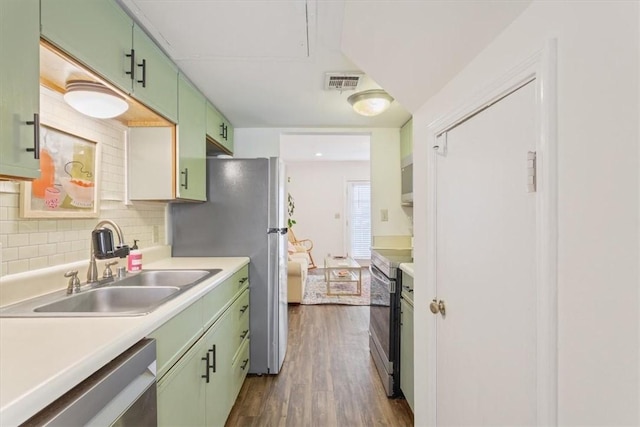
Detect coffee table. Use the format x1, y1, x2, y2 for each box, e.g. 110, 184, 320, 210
324, 256, 362, 296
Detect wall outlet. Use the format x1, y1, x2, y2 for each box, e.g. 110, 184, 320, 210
381, 209, 389, 222
151, 226, 159, 244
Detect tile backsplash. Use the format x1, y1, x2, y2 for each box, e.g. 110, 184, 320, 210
0, 86, 167, 277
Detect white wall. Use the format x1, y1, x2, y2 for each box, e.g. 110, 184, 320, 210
409, 2, 638, 425
286, 161, 369, 262
234, 127, 412, 240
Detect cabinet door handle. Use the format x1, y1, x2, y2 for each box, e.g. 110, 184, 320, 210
241, 359, 249, 370
240, 305, 249, 314
137, 58, 147, 87
239, 277, 248, 285
240, 329, 249, 339
201, 352, 211, 383
25, 113, 40, 159
208, 345, 216, 373
181, 168, 189, 189
223, 124, 228, 140
219, 123, 225, 139
125, 49, 135, 80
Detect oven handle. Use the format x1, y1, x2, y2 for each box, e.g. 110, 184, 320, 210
369, 265, 395, 294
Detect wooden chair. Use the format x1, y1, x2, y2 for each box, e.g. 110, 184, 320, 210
288, 229, 317, 269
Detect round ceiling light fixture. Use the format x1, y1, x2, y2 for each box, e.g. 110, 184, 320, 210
347, 89, 394, 116
63, 80, 129, 119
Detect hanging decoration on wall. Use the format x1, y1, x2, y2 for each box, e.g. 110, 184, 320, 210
20, 124, 101, 218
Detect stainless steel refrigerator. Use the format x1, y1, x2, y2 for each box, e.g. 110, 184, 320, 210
170, 157, 288, 374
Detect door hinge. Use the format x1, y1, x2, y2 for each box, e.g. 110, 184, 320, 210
527, 151, 537, 193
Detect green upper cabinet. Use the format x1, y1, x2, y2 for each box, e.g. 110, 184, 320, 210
0, 0, 40, 179
41, 0, 133, 92
41, 0, 178, 123
400, 117, 413, 159
131, 24, 178, 121
206, 102, 234, 154
177, 74, 206, 201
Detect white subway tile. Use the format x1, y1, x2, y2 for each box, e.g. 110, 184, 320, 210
56, 241, 72, 253
29, 232, 48, 245
38, 243, 57, 256
2, 247, 19, 262
19, 245, 39, 259
18, 221, 38, 233
48, 254, 66, 266
38, 220, 57, 232
48, 231, 64, 243
7, 259, 29, 275
0, 221, 18, 234
8, 233, 30, 247
29, 256, 49, 270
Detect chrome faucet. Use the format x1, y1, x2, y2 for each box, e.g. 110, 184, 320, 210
87, 220, 130, 284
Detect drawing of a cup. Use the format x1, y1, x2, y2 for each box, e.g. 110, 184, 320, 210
44, 187, 61, 209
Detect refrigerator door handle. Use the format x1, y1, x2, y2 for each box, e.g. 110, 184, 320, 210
267, 228, 288, 235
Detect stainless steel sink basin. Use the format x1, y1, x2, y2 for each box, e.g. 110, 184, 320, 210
0, 268, 221, 317
34, 286, 180, 314
113, 269, 219, 288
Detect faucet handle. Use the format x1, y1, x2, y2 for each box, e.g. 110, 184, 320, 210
103, 261, 118, 279
64, 270, 81, 294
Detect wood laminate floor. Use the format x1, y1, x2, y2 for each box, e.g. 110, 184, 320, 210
226, 304, 414, 426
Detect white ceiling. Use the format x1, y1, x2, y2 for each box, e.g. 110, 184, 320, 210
280, 133, 370, 162
117, 0, 530, 130
341, 1, 532, 112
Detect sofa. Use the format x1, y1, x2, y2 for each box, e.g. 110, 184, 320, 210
287, 245, 310, 303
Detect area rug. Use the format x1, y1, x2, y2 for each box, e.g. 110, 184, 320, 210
301, 268, 386, 306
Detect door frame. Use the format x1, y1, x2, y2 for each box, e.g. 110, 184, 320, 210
425, 39, 558, 426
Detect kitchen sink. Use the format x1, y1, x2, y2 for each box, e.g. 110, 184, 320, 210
34, 286, 181, 314
113, 269, 219, 288
0, 269, 221, 317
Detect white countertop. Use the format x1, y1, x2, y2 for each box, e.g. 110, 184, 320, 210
400, 262, 414, 277
0, 257, 249, 426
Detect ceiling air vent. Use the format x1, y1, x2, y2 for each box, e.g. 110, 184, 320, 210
324, 72, 363, 91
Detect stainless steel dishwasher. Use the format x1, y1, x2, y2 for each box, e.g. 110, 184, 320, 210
23, 339, 157, 426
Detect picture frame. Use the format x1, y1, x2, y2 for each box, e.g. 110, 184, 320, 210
20, 124, 101, 218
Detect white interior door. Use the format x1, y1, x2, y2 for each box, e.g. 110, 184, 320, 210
435, 81, 537, 425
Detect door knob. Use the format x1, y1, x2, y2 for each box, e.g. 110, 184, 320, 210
430, 299, 446, 316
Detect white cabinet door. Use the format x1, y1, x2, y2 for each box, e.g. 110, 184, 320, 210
435, 81, 537, 425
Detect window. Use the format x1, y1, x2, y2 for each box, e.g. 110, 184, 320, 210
347, 181, 371, 260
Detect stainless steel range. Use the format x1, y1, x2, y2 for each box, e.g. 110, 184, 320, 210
369, 248, 413, 397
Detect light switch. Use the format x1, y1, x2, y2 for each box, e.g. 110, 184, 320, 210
334, 213, 340, 219
381, 209, 389, 222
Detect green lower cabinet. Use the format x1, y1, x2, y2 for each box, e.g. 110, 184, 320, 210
400, 295, 414, 412
155, 269, 250, 427
157, 303, 234, 427
157, 337, 207, 426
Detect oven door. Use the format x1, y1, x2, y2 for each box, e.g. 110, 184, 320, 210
369, 264, 400, 396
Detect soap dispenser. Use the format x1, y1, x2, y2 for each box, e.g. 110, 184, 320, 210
127, 240, 142, 272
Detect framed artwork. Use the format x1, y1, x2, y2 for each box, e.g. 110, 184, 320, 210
20, 125, 101, 218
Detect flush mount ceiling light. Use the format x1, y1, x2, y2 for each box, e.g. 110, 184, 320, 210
347, 89, 394, 117
63, 80, 129, 119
